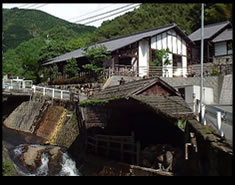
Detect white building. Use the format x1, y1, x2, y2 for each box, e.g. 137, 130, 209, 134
43, 23, 194, 78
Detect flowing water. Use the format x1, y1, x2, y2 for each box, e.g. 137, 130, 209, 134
3, 126, 81, 176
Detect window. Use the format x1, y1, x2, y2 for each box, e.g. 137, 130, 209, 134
227, 41, 233, 55
173, 54, 182, 67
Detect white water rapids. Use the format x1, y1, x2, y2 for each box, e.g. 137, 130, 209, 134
12, 144, 81, 176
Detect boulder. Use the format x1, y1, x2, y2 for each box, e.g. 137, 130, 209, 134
16, 144, 65, 175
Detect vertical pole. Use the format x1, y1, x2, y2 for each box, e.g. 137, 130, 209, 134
192, 93, 196, 113
52, 89, 55, 98
32, 85, 36, 93
200, 3, 204, 124
201, 104, 206, 125
43, 88, 45, 96
61, 90, 63, 99
217, 112, 224, 137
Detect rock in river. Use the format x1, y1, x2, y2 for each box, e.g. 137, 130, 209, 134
13, 144, 79, 176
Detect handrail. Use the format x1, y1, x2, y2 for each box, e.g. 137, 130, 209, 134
32, 85, 71, 100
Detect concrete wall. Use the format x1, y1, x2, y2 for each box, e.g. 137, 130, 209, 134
185, 85, 214, 104
138, 39, 149, 77
219, 74, 233, 104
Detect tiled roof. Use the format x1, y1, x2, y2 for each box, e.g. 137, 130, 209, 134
130, 95, 193, 118
89, 77, 192, 119
91, 77, 180, 100
212, 28, 233, 43
189, 21, 231, 42
91, 77, 158, 100
43, 23, 193, 66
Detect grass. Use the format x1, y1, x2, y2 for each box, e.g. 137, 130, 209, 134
2, 160, 18, 176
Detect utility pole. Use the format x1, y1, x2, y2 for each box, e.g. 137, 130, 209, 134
200, 3, 205, 124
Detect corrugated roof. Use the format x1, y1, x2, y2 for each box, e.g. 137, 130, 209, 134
189, 21, 231, 42
43, 23, 193, 66
211, 28, 233, 43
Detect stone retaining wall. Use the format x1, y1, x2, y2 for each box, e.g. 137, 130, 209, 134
185, 119, 232, 176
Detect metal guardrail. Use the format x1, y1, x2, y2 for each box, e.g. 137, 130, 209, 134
3, 78, 33, 90
32, 85, 71, 100
192, 99, 232, 137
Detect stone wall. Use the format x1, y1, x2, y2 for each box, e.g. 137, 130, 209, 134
3, 97, 80, 148
185, 119, 233, 176
213, 55, 232, 65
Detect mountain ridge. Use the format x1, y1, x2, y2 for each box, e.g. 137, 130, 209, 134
2, 7, 96, 52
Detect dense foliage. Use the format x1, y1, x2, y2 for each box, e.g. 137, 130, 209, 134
2, 8, 96, 52
91, 3, 232, 43
82, 45, 111, 80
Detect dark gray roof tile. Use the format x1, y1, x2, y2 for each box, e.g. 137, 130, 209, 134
212, 28, 233, 43
189, 21, 231, 41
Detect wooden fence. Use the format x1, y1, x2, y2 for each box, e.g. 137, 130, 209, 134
87, 134, 141, 165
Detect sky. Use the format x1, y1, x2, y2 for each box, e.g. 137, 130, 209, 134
2, 3, 141, 27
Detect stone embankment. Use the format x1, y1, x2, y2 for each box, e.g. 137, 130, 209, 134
3, 95, 79, 148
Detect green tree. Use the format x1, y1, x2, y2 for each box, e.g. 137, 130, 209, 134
39, 40, 70, 63
64, 58, 80, 78
152, 48, 171, 66
82, 45, 111, 80
205, 3, 232, 24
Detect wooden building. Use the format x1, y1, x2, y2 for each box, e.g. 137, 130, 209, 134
80, 77, 194, 148
189, 21, 232, 64
43, 23, 194, 78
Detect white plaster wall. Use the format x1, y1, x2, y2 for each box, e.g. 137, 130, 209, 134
148, 29, 189, 77
156, 35, 162, 50
182, 40, 186, 56
177, 35, 182, 55
167, 33, 173, 52
138, 39, 149, 77
172, 35, 177, 54
151, 37, 157, 49
185, 85, 214, 104
162, 32, 167, 49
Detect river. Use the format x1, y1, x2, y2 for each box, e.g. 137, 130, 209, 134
3, 126, 81, 176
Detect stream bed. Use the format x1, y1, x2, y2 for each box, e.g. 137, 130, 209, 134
3, 126, 81, 176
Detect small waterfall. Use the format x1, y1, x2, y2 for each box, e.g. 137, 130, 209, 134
36, 153, 49, 176
58, 153, 81, 176
12, 144, 81, 176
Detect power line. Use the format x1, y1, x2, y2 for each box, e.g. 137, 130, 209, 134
18, 4, 36, 9
68, 4, 115, 21
32, 4, 48, 9
24, 4, 40, 9
26, 4, 44, 9
80, 4, 141, 25
74, 3, 140, 23
17, 4, 31, 8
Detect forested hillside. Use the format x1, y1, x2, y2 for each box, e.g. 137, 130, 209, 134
2, 3, 232, 84
2, 7, 96, 52
91, 3, 232, 43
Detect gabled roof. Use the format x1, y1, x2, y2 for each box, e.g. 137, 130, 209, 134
91, 77, 180, 100
189, 21, 231, 42
43, 23, 193, 66
212, 28, 233, 43
130, 95, 193, 119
